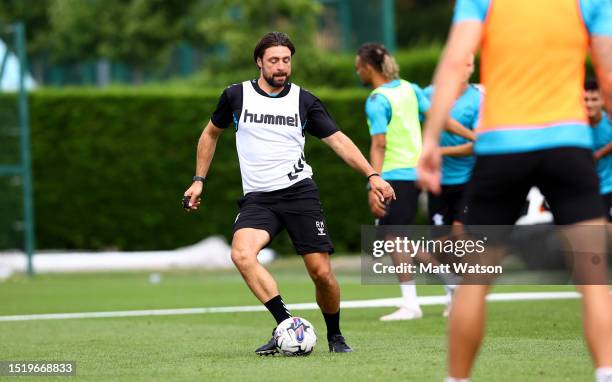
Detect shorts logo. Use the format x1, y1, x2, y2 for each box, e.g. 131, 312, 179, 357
316, 221, 326, 236
234, 213, 240, 223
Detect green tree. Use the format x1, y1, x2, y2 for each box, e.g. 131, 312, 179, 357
0, 0, 51, 57
0, 0, 324, 82
46, 0, 101, 63
194, 0, 321, 68
47, 0, 197, 70
183, 0, 324, 87
396, 0, 453, 46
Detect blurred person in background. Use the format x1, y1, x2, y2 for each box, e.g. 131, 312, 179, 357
585, 78, 612, 223
418, 0, 612, 381
355, 42, 471, 321
423, 54, 483, 317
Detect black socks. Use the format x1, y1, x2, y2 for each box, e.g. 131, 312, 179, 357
322, 310, 341, 340
264, 295, 291, 324
265, 295, 342, 341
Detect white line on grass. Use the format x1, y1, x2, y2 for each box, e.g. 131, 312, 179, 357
0, 291, 584, 322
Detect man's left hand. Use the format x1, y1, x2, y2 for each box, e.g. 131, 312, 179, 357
369, 176, 395, 203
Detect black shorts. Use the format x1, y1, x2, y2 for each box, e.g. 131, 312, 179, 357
232, 178, 334, 255
428, 184, 468, 226
465, 147, 604, 225
377, 180, 420, 225
603, 192, 612, 222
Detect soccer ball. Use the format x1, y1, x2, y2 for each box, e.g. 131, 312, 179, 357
274, 317, 317, 356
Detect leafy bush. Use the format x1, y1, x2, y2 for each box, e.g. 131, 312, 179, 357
25, 88, 390, 253
172, 45, 448, 89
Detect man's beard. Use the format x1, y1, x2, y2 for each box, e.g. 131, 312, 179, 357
264, 72, 289, 88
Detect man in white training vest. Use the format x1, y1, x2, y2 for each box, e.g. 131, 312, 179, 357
183, 32, 395, 355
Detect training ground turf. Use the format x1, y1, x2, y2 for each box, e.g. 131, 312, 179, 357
0, 257, 597, 381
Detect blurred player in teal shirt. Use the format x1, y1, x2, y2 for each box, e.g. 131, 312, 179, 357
424, 54, 482, 228
585, 78, 612, 222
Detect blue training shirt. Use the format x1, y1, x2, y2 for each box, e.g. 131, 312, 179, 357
592, 113, 612, 195
424, 84, 482, 185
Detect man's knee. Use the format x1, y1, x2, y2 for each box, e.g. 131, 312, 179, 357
231, 246, 257, 269
231, 229, 270, 269
310, 266, 334, 286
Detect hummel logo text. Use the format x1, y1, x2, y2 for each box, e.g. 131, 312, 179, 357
244, 109, 299, 127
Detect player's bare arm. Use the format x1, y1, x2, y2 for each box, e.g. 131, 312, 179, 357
591, 36, 612, 113
444, 117, 476, 141
418, 21, 482, 194
440, 142, 473, 157
183, 120, 224, 210
368, 134, 387, 218
422, 112, 475, 141
323, 131, 395, 202
594, 140, 612, 160
369, 134, 385, 174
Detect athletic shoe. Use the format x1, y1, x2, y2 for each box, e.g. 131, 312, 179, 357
379, 305, 423, 321
328, 334, 353, 353
255, 329, 278, 356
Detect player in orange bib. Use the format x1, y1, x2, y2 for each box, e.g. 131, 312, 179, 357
418, 1, 612, 381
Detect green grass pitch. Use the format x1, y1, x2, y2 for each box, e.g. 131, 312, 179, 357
0, 257, 595, 381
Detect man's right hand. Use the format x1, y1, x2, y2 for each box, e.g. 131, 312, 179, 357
183, 182, 203, 211
368, 189, 387, 218
417, 137, 442, 195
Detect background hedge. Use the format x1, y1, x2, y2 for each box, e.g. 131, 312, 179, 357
23, 87, 395, 254
172, 45, 452, 89
8, 51, 596, 253
20, 48, 456, 254
0, 46, 449, 253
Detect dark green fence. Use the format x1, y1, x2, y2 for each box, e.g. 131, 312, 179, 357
0, 22, 35, 273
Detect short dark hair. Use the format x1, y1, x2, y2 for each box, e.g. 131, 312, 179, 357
585, 78, 599, 91
253, 32, 296, 69
356, 42, 389, 73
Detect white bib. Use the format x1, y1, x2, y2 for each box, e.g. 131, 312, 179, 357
236, 81, 313, 194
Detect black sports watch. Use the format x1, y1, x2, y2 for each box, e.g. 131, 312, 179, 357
192, 176, 206, 183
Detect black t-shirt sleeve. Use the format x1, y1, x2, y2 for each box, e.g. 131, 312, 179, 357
299, 89, 340, 139
211, 84, 243, 129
